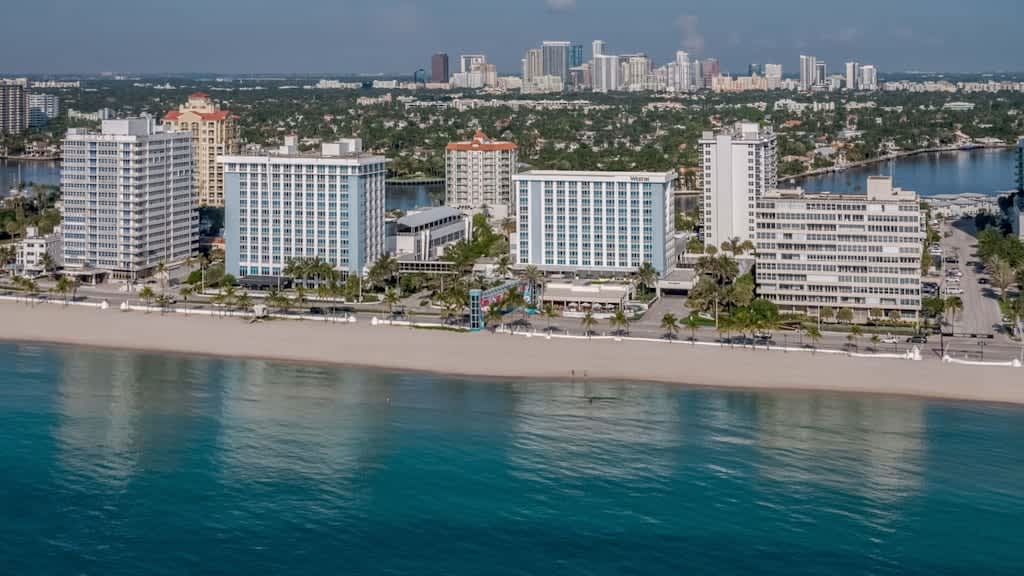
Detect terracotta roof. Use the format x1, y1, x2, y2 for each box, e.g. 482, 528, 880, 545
446, 131, 517, 152
190, 92, 210, 99
163, 109, 232, 122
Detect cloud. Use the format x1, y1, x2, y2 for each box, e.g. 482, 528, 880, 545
677, 14, 705, 55
545, 0, 576, 13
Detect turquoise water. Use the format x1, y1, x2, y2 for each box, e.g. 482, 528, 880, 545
2, 342, 1024, 574
793, 148, 1016, 196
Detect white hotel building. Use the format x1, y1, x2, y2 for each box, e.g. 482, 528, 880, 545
220, 137, 387, 280
512, 170, 676, 275
61, 118, 197, 279
699, 122, 778, 250
754, 176, 923, 322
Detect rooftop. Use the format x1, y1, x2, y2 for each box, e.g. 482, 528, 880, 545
515, 169, 676, 182
397, 206, 463, 229
446, 131, 517, 152
771, 177, 918, 202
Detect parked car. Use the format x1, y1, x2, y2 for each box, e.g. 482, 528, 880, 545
944, 287, 964, 295
754, 331, 772, 341
881, 334, 899, 344
907, 334, 929, 344
978, 277, 989, 285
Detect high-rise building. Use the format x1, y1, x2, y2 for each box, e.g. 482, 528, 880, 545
445, 131, 518, 215
699, 122, 777, 250
702, 58, 721, 88
845, 62, 860, 91
692, 59, 704, 89
748, 63, 764, 76
413, 68, 427, 84
815, 61, 827, 86
570, 43, 584, 68
592, 40, 606, 58
431, 52, 450, 83
61, 118, 198, 279
541, 41, 572, 82
523, 48, 544, 84
592, 54, 621, 93
512, 170, 677, 274
28, 93, 60, 128
623, 54, 652, 91
755, 176, 923, 322
460, 54, 486, 74
674, 51, 692, 92
764, 64, 783, 89
860, 65, 878, 90
220, 137, 387, 280
799, 55, 817, 91
0, 82, 28, 134
481, 64, 498, 87
162, 92, 240, 207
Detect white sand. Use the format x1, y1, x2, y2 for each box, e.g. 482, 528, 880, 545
1, 301, 1022, 405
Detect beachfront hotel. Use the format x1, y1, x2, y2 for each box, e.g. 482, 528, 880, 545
219, 137, 387, 281
754, 176, 923, 323
61, 118, 198, 280
699, 122, 778, 251
511, 170, 676, 275
162, 93, 240, 207
445, 131, 518, 216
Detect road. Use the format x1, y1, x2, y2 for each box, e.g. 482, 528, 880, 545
941, 220, 1004, 337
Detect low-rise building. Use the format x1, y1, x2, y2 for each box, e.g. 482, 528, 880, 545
388, 206, 470, 260
512, 170, 676, 276
755, 176, 923, 323
16, 225, 62, 275
28, 93, 59, 127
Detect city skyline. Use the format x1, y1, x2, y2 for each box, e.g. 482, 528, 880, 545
1, 0, 1021, 75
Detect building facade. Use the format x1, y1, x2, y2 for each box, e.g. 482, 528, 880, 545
699, 122, 778, 250
16, 225, 62, 275
28, 93, 60, 128
445, 131, 518, 215
542, 41, 572, 82
799, 55, 816, 91
220, 137, 387, 280
61, 118, 197, 279
0, 82, 28, 134
755, 177, 923, 322
431, 52, 449, 83
162, 92, 240, 207
389, 206, 470, 261
512, 170, 676, 275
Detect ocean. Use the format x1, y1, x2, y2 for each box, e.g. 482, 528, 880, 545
2, 342, 1023, 574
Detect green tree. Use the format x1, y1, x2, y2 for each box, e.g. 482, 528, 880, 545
837, 308, 854, 324
383, 287, 400, 316
580, 311, 598, 338
988, 255, 1015, 302
804, 325, 823, 353
138, 286, 156, 310
684, 314, 701, 344
660, 313, 679, 341
610, 308, 630, 336
820, 306, 835, 324
945, 296, 963, 333
635, 261, 658, 298
52, 275, 72, 306
541, 302, 560, 333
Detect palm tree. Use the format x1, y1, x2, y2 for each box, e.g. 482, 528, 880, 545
155, 261, 168, 294
523, 265, 544, 304
484, 306, 504, 333
495, 254, 512, 278
720, 236, 755, 256
635, 261, 658, 298
541, 302, 560, 333
804, 325, 823, 354
179, 285, 193, 312
988, 255, 1015, 302
848, 325, 863, 351
138, 286, 156, 310
235, 291, 253, 314
383, 287, 400, 316
945, 296, 963, 334
870, 334, 881, 352
610, 308, 630, 336
684, 314, 700, 345
293, 286, 307, 314
39, 253, 56, 277
52, 275, 72, 306
368, 254, 399, 291
660, 312, 679, 341
499, 217, 516, 238
580, 311, 598, 338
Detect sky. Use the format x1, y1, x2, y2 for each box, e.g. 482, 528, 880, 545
2, 0, 1020, 75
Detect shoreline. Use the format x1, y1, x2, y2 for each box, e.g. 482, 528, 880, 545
780, 143, 1014, 183
2, 301, 1024, 406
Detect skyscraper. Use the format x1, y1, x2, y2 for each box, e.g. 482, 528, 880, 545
860, 65, 878, 90
220, 137, 387, 279
815, 61, 827, 86
764, 64, 783, 89
541, 41, 572, 82
431, 52, 449, 83
699, 122, 777, 250
674, 51, 691, 92
445, 131, 518, 215
62, 118, 197, 279
592, 54, 621, 93
28, 93, 59, 128
592, 40, 606, 58
702, 58, 721, 88
0, 82, 28, 134
748, 63, 764, 76
799, 55, 816, 90
460, 54, 486, 74
523, 48, 544, 84
163, 92, 240, 207
570, 44, 584, 68
845, 61, 860, 91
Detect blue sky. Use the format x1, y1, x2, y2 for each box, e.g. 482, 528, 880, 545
2, 0, 1019, 74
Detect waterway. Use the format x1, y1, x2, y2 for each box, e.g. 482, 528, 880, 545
792, 148, 1017, 196
2, 342, 1024, 574
0, 159, 61, 196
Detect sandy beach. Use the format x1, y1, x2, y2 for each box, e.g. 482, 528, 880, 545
1, 300, 1022, 405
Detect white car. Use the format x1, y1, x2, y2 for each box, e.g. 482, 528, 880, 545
881, 334, 899, 345
944, 287, 964, 295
